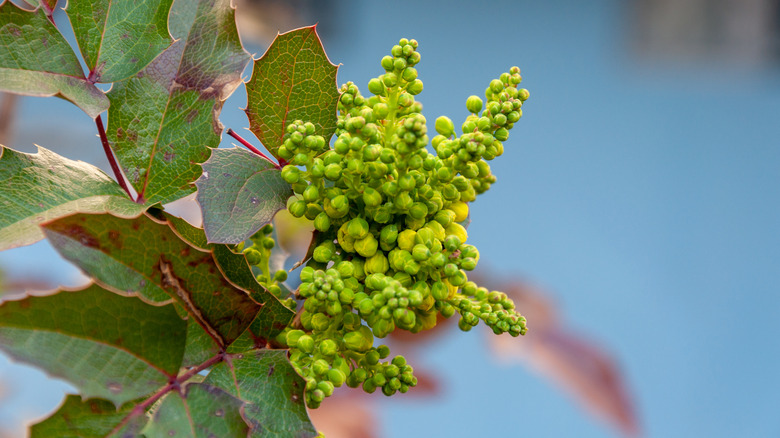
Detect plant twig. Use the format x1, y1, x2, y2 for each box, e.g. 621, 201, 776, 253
227, 128, 281, 169
95, 115, 135, 201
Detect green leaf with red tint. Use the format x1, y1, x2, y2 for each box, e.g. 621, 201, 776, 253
0, 145, 145, 251
141, 383, 248, 437
196, 147, 292, 244
0, 283, 185, 406
244, 26, 339, 159
41, 212, 261, 347
205, 350, 317, 437
30, 395, 146, 438
65, 0, 174, 83
0, 2, 108, 118
106, 0, 250, 205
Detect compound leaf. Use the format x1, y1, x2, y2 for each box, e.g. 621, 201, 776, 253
245, 26, 339, 159
42, 212, 261, 347
141, 383, 248, 438
106, 0, 250, 205
66, 0, 174, 83
0, 283, 186, 406
196, 147, 292, 244
205, 350, 317, 438
0, 2, 108, 118
0, 145, 145, 251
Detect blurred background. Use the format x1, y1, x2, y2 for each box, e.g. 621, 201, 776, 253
2, 0, 780, 436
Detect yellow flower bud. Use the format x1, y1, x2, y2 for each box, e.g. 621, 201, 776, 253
450, 201, 469, 222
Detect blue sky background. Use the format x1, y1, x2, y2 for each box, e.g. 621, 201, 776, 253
2, 1, 780, 437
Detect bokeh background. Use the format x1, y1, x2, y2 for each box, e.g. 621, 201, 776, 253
2, 0, 780, 436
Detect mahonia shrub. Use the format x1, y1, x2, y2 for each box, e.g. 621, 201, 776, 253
0, 1, 528, 436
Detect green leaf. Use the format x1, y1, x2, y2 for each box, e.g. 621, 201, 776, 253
141, 383, 248, 438
245, 25, 339, 159
30, 395, 147, 438
0, 283, 186, 406
106, 0, 250, 205
0, 145, 145, 251
211, 245, 294, 345
0, 2, 109, 118
196, 147, 292, 244
42, 212, 262, 347
205, 350, 317, 437
147, 209, 296, 345
66, 0, 174, 83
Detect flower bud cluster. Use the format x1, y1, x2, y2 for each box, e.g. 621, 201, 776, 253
239, 224, 295, 309
278, 38, 528, 408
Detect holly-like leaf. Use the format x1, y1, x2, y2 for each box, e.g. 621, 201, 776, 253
196, 147, 292, 244
205, 350, 317, 437
0, 2, 109, 118
66, 0, 174, 83
106, 0, 250, 205
245, 25, 339, 159
148, 209, 296, 346
42, 212, 261, 347
141, 383, 248, 438
0, 283, 186, 406
30, 395, 146, 438
0, 145, 145, 251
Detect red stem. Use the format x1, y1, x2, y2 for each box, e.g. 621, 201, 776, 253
95, 115, 135, 201
227, 129, 281, 169
108, 353, 225, 434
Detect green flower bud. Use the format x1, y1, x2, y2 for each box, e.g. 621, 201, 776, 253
412, 244, 431, 261
344, 326, 374, 352
364, 252, 389, 274
373, 102, 389, 119
466, 95, 483, 114
431, 281, 449, 301
381, 55, 394, 71
313, 212, 331, 232
319, 339, 338, 356
393, 308, 416, 329
281, 166, 300, 184
394, 192, 413, 211
377, 344, 391, 358
324, 195, 350, 218
297, 335, 314, 353
326, 300, 342, 316
347, 217, 370, 240
435, 116, 455, 137
368, 77, 385, 95
288, 200, 306, 217
285, 329, 305, 347
336, 261, 354, 278
518, 88, 530, 101
393, 57, 407, 71
373, 318, 395, 338
313, 241, 336, 263
328, 369, 346, 387
362, 379, 378, 394
490, 79, 504, 94
355, 234, 379, 258
382, 72, 398, 88
324, 163, 342, 181
397, 92, 414, 107
397, 230, 416, 251
401, 67, 417, 82
312, 312, 330, 331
